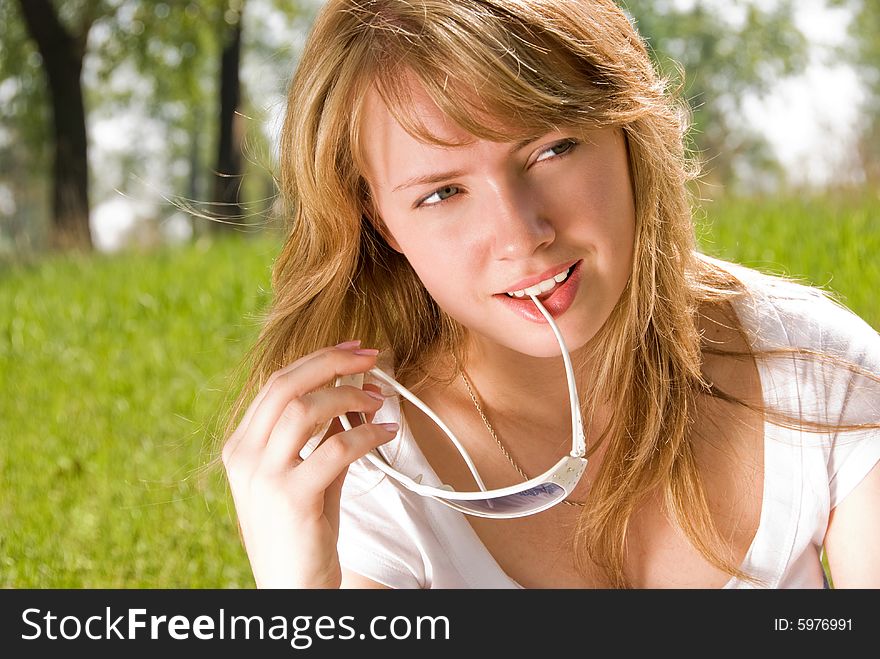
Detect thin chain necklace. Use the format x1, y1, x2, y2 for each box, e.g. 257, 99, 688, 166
458, 368, 586, 508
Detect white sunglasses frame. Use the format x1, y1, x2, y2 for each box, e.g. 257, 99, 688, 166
335, 294, 588, 519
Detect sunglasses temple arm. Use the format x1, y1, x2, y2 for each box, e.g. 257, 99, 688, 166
365, 367, 492, 492
528, 295, 587, 458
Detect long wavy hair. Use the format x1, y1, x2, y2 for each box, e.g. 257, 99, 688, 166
221, 0, 878, 587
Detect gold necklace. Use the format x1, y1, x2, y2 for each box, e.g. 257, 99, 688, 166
458, 369, 586, 508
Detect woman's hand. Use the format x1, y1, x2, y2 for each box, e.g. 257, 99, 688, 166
221, 340, 397, 589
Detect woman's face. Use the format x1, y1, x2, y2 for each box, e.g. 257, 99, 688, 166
360, 80, 636, 358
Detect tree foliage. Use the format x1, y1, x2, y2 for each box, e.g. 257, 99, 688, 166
624, 0, 808, 187
1, 0, 311, 251
0, 0, 817, 251
830, 0, 880, 183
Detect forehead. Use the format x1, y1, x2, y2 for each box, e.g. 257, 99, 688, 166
358, 77, 481, 185
365, 75, 472, 139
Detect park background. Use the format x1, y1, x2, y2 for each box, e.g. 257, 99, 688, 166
1, 0, 878, 587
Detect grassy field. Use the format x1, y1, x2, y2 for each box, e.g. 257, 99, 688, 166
1, 192, 878, 587
0, 235, 278, 587
695, 191, 880, 330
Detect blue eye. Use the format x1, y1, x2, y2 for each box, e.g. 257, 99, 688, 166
420, 185, 460, 207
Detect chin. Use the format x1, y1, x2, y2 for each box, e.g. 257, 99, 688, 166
514, 334, 592, 359
469, 320, 595, 360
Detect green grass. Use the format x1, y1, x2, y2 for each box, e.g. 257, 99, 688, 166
695, 191, 880, 330
1, 192, 878, 587
0, 234, 279, 587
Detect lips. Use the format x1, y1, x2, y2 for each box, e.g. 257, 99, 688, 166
493, 259, 584, 323
505, 264, 576, 300
499, 260, 580, 296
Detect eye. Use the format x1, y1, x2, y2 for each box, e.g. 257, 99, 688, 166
418, 185, 460, 207
534, 139, 578, 164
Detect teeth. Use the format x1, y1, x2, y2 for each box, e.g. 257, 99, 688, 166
506, 266, 571, 298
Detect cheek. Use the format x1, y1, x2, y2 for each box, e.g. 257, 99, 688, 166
393, 231, 474, 300
570, 157, 636, 268
549, 170, 635, 255
373, 200, 475, 303
612, 176, 637, 272
599, 205, 636, 291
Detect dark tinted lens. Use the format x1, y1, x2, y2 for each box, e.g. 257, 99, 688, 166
444, 482, 565, 515
345, 411, 367, 427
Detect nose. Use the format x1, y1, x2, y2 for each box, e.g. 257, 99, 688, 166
485, 179, 555, 260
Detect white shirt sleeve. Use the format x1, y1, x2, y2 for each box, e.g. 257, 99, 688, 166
765, 282, 880, 510
817, 295, 880, 509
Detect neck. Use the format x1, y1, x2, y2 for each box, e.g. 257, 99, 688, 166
460, 334, 597, 446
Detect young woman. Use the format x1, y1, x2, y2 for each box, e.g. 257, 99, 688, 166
220, 0, 880, 589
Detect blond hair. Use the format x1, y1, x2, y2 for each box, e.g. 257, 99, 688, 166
222, 0, 876, 587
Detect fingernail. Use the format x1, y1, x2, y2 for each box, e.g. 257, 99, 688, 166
365, 390, 385, 402
353, 348, 380, 356
378, 423, 399, 433
336, 340, 362, 349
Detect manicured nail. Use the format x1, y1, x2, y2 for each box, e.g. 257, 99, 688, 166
378, 423, 399, 433
365, 390, 386, 401
353, 348, 380, 356
336, 340, 362, 349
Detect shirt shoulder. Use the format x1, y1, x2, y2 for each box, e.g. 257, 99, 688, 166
713, 257, 879, 366
713, 257, 880, 511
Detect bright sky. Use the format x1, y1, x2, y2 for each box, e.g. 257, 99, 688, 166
740, 0, 864, 186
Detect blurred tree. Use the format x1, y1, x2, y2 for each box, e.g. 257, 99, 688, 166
1, 0, 307, 253
212, 0, 245, 233
13, 0, 102, 251
99, 0, 309, 237
0, 1, 48, 253
90, 0, 238, 239
1, 0, 810, 252
624, 0, 808, 189
830, 0, 880, 184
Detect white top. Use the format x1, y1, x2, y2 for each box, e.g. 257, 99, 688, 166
336, 259, 880, 588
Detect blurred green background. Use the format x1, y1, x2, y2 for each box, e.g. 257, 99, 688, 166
1, 0, 879, 586
0, 235, 278, 586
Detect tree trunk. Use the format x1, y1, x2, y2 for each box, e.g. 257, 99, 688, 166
211, 4, 245, 233
17, 0, 93, 251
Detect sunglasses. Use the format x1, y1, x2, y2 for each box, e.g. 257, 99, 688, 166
335, 295, 588, 518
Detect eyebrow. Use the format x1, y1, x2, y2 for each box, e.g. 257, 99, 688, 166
390, 135, 541, 193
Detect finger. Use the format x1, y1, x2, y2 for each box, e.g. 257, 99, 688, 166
295, 422, 399, 504
310, 417, 345, 466
223, 342, 360, 461
230, 345, 379, 458
362, 383, 385, 424
262, 385, 386, 469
